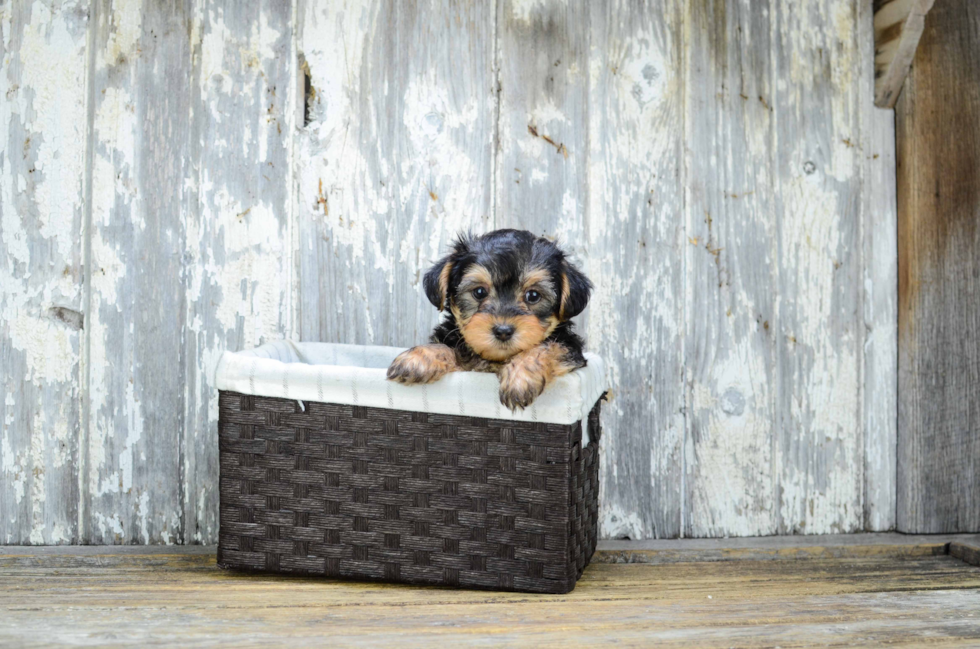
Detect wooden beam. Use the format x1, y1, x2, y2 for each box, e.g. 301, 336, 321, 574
896, 0, 980, 533
874, 0, 936, 108
950, 541, 980, 567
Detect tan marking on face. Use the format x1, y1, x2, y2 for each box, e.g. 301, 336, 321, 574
460, 313, 558, 362
461, 313, 505, 360
450, 303, 468, 326
521, 268, 552, 293
437, 262, 453, 311
460, 264, 493, 290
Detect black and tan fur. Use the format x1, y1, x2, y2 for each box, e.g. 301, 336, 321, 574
387, 229, 592, 410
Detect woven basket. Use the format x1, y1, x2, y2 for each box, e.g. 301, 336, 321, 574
217, 393, 601, 593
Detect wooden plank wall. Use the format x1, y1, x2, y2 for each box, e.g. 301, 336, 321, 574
0, 0, 901, 543
0, 0, 88, 544
896, 0, 980, 533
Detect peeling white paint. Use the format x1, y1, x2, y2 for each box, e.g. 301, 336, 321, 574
0, 0, 88, 543
0, 0, 895, 544
509, 0, 567, 24
6, 314, 75, 384
28, 409, 47, 544
93, 88, 137, 171
529, 97, 568, 129
600, 502, 646, 541
94, 512, 125, 540
103, 0, 142, 66
200, 196, 285, 346
1, 422, 26, 506
200, 13, 232, 97
135, 491, 150, 544
16, 1, 87, 262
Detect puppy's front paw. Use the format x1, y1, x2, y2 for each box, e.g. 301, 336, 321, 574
498, 361, 547, 411
387, 345, 458, 385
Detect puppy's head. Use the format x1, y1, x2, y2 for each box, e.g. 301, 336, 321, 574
423, 230, 591, 362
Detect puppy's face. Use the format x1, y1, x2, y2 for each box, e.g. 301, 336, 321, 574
424, 230, 591, 362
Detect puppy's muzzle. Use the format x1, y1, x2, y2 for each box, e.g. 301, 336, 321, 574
492, 323, 515, 342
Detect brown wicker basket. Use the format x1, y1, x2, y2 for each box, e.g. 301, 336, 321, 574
217, 391, 601, 593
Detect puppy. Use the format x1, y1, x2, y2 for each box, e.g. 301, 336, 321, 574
386, 229, 592, 410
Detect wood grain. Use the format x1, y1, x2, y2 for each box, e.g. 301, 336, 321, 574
860, 0, 899, 533
1, 548, 979, 647
495, 0, 587, 239
296, 0, 496, 348
683, 0, 776, 538
583, 0, 686, 541
950, 541, 980, 568
0, 0, 909, 541
896, 0, 980, 534
0, 0, 89, 544
182, 0, 296, 545
873, 0, 936, 108
83, 0, 190, 544
770, 0, 864, 535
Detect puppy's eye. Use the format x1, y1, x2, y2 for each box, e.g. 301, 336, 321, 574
472, 287, 488, 300
525, 289, 541, 304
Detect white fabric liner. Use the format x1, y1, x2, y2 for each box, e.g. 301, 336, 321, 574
214, 341, 606, 445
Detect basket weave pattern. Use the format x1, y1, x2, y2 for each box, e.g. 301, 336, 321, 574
217, 391, 601, 593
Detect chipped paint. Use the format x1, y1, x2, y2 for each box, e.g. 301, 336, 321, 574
1, 0, 87, 544
103, 0, 142, 65
180, 1, 297, 547
509, 0, 567, 24
0, 0, 896, 544
15, 1, 87, 262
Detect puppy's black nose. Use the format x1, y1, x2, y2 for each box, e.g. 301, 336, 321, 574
492, 324, 515, 342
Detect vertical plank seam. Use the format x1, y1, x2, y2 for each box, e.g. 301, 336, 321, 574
857, 0, 869, 532
287, 0, 300, 342
175, 1, 191, 546
766, 0, 782, 535
490, 0, 501, 231
78, 0, 100, 545
887, 36, 901, 534
581, 0, 592, 249
678, 0, 691, 539
181, 0, 206, 544
859, 0, 871, 531
896, 70, 913, 530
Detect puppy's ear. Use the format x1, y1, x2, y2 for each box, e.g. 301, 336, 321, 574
423, 234, 472, 311
559, 260, 592, 320
423, 255, 453, 311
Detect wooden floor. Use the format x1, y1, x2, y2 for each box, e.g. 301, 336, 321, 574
2, 536, 980, 648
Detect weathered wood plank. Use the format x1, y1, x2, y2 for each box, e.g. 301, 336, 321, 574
873, 0, 936, 108
682, 0, 777, 538
860, 0, 899, 532
6, 532, 980, 559
950, 540, 980, 568
584, 0, 685, 540
771, 0, 864, 534
597, 532, 973, 564
182, 0, 296, 544
494, 0, 587, 239
896, 0, 980, 534
1, 549, 980, 647
296, 0, 496, 348
82, 0, 190, 544
0, 0, 89, 544
0, 0, 911, 543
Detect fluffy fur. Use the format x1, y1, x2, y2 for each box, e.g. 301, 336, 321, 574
387, 229, 592, 410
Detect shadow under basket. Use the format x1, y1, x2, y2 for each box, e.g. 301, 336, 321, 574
215, 341, 605, 594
